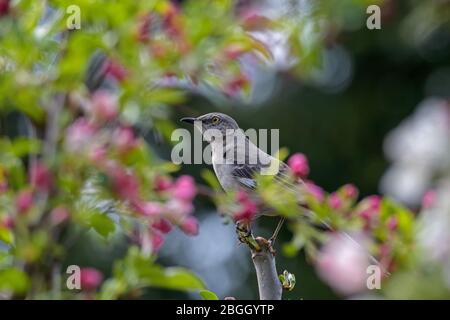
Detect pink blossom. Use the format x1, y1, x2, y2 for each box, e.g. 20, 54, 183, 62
65, 118, 96, 151
16, 190, 33, 214
165, 199, 194, 220
151, 232, 164, 251
316, 233, 369, 296
89, 146, 107, 164
91, 90, 118, 122
0, 0, 10, 17
224, 44, 246, 60
50, 206, 70, 225
152, 218, 172, 234
154, 175, 173, 192
239, 8, 271, 30
224, 74, 249, 97
360, 209, 378, 222
80, 268, 103, 291
134, 201, 162, 216
180, 216, 199, 236
329, 192, 342, 210
112, 127, 136, 154
110, 168, 139, 201
30, 161, 53, 191
367, 195, 381, 210
342, 184, 358, 199
288, 153, 310, 178
422, 190, 436, 209
0, 181, 7, 193
136, 13, 151, 43
387, 216, 398, 231
234, 190, 258, 222
1, 215, 14, 229
305, 182, 324, 202
104, 59, 128, 82
173, 175, 197, 202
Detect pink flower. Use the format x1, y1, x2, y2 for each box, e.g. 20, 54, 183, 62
136, 13, 152, 43
173, 175, 197, 202
0, 0, 10, 17
329, 192, 342, 210
234, 190, 258, 222
180, 216, 199, 236
89, 146, 107, 164
65, 118, 96, 152
358, 195, 381, 230
387, 216, 398, 231
30, 161, 53, 191
224, 44, 246, 60
165, 199, 194, 221
342, 184, 358, 199
0, 181, 8, 193
288, 153, 310, 178
112, 127, 136, 154
224, 74, 249, 97
50, 206, 70, 225
151, 232, 164, 251
91, 90, 118, 122
110, 167, 139, 201
367, 195, 381, 210
305, 182, 324, 202
154, 175, 173, 192
316, 233, 369, 296
1, 215, 14, 229
133, 201, 162, 216
104, 59, 128, 82
239, 8, 271, 30
422, 190, 436, 209
152, 218, 172, 234
80, 268, 103, 291
16, 190, 33, 214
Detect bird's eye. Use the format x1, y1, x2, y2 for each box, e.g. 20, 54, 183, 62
212, 116, 220, 124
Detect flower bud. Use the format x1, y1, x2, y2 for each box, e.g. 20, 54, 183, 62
288, 153, 310, 178
180, 216, 199, 236
80, 268, 103, 291
173, 175, 197, 202
16, 190, 33, 214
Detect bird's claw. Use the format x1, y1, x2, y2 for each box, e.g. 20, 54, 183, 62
255, 237, 276, 256
235, 221, 261, 252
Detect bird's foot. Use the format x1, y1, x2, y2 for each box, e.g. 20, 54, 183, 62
256, 237, 276, 256
235, 221, 261, 252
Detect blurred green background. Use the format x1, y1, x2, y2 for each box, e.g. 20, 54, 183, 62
3, 0, 446, 299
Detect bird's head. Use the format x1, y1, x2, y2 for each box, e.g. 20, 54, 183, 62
181, 112, 240, 142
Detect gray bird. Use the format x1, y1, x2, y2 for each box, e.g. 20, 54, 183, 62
181, 112, 302, 246
180, 113, 388, 274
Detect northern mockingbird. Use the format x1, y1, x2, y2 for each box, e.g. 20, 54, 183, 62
181, 112, 302, 248
181, 112, 387, 271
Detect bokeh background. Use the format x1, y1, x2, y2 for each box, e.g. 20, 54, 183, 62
63, 0, 449, 299
1, 0, 449, 299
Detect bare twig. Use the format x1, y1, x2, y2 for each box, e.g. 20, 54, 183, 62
251, 237, 282, 300
237, 223, 282, 300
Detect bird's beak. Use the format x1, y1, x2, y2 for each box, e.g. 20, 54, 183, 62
180, 117, 197, 124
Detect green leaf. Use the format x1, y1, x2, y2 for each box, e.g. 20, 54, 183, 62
90, 213, 116, 238
0, 268, 30, 294
199, 289, 219, 300
0, 227, 14, 245
11, 137, 42, 157
201, 169, 221, 189
149, 267, 206, 291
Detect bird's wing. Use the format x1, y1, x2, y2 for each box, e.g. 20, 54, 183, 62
231, 159, 299, 193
